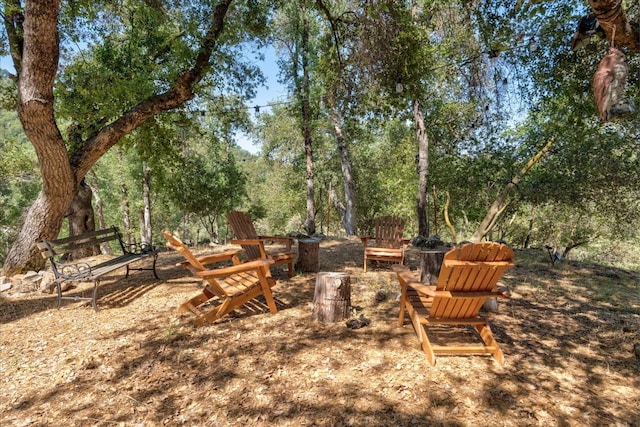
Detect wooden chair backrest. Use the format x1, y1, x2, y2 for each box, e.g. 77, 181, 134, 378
162, 230, 206, 272
374, 216, 405, 248
162, 230, 227, 296
431, 242, 514, 319
227, 211, 262, 260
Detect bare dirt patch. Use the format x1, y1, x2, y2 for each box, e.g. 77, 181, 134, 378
1, 238, 639, 426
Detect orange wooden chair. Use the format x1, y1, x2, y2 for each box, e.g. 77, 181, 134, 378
392, 242, 514, 366
226, 210, 296, 278
163, 230, 278, 327
360, 215, 410, 272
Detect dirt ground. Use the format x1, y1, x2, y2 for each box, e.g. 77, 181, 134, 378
1, 238, 639, 426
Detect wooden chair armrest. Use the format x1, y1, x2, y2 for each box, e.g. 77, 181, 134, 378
195, 259, 275, 278
257, 235, 293, 242
197, 249, 245, 265
409, 282, 437, 297
392, 265, 436, 296
257, 235, 293, 250
230, 238, 265, 246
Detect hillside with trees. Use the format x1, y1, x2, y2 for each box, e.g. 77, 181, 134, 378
1, 0, 640, 272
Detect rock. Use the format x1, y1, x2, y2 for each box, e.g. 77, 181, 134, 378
634, 343, 640, 359
0, 276, 12, 292
346, 314, 371, 329
23, 271, 43, 288
374, 289, 388, 302
39, 271, 57, 293
483, 297, 499, 313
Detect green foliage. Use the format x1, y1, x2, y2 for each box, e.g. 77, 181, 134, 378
0, 111, 40, 262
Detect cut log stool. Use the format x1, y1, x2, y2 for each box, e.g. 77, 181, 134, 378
297, 238, 320, 273
312, 272, 351, 323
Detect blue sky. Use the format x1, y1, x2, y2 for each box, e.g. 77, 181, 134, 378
236, 48, 287, 154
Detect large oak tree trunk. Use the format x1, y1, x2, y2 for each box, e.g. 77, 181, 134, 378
1, 0, 232, 276
66, 180, 98, 259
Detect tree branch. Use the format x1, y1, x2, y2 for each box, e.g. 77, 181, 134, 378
70, 0, 232, 181
590, 0, 640, 51
471, 137, 555, 242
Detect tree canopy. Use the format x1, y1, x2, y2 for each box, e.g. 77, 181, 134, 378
2, 0, 640, 273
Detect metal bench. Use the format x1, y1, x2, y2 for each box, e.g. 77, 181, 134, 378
37, 226, 159, 311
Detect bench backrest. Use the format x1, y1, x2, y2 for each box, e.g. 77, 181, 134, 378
38, 226, 126, 263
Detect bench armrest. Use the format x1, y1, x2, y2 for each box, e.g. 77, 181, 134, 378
57, 262, 93, 280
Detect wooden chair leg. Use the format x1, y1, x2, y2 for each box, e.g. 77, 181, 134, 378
411, 310, 436, 366
179, 286, 217, 314
287, 261, 294, 278
475, 323, 504, 366
398, 290, 408, 326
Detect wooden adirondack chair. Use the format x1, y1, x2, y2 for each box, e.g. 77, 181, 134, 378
360, 216, 410, 272
392, 242, 514, 366
226, 210, 296, 278
163, 230, 278, 327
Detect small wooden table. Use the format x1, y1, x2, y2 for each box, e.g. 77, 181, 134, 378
297, 238, 320, 273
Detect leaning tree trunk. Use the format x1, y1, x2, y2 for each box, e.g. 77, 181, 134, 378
332, 110, 357, 236
1, 0, 76, 276
141, 162, 152, 245
413, 99, 430, 237
471, 138, 555, 242
121, 184, 133, 246
86, 173, 113, 255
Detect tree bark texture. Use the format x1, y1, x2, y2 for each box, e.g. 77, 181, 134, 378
297, 238, 320, 273
312, 272, 351, 323
413, 99, 429, 237
66, 180, 98, 259
589, 0, 640, 51
142, 162, 152, 245
2, 0, 232, 275
300, 6, 316, 236
86, 175, 113, 255
420, 248, 447, 286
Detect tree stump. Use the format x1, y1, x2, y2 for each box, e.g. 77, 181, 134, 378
312, 272, 351, 323
297, 238, 320, 273
420, 248, 448, 285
